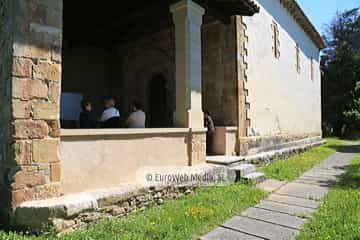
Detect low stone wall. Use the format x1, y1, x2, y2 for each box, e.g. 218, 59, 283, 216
13, 164, 236, 234
239, 133, 322, 156
243, 138, 326, 166
14, 185, 196, 234
60, 128, 206, 194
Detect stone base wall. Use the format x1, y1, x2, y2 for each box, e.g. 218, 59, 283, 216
52, 185, 197, 234
239, 133, 322, 156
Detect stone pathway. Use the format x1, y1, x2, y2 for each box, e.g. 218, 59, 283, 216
201, 148, 358, 240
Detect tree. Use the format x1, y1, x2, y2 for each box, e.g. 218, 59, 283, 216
322, 8, 360, 136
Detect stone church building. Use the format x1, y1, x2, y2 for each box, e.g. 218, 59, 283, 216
0, 0, 324, 225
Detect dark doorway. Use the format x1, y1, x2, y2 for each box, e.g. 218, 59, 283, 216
148, 75, 168, 127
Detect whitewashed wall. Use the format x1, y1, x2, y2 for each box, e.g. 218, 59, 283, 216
243, 0, 322, 136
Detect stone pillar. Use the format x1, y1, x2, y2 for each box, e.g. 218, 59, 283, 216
170, 0, 205, 128
0, 0, 62, 221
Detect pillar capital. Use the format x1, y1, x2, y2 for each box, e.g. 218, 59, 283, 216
170, 0, 205, 17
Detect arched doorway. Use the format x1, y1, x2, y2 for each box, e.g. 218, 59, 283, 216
148, 75, 168, 128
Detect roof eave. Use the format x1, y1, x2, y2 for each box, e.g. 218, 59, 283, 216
280, 0, 326, 49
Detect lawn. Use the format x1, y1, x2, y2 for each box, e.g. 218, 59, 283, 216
297, 151, 360, 240
259, 138, 344, 181
0, 184, 266, 240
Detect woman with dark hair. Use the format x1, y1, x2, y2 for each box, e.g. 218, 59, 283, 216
79, 100, 97, 128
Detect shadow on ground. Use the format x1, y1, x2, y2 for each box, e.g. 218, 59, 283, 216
337, 161, 360, 189
326, 143, 360, 154
326, 142, 360, 189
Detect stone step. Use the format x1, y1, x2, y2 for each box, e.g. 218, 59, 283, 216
206, 155, 244, 165
230, 164, 256, 177
242, 172, 266, 183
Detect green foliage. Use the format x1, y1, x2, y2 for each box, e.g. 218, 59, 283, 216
297, 153, 360, 240
0, 184, 266, 240
322, 8, 360, 136
260, 138, 344, 181
343, 81, 360, 129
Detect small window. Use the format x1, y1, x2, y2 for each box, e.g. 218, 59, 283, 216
310, 58, 314, 81
295, 44, 301, 74
271, 21, 280, 59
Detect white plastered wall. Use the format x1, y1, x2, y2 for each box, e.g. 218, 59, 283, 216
243, 0, 322, 136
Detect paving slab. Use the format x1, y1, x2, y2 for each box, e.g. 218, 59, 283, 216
300, 173, 338, 179
200, 227, 263, 240
222, 216, 299, 240
255, 200, 315, 217
305, 169, 344, 176
241, 207, 307, 230
257, 179, 287, 193
275, 182, 329, 200
294, 178, 336, 187
201, 143, 358, 240
266, 194, 319, 209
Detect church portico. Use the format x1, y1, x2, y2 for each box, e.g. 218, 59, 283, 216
0, 0, 261, 225
1, 0, 326, 230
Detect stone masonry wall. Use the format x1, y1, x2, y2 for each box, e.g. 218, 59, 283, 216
236, 16, 251, 154
115, 29, 176, 122
1, 0, 63, 219
202, 20, 238, 126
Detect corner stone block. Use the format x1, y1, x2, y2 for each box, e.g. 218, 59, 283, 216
50, 163, 61, 182
48, 82, 61, 103
14, 120, 49, 139
33, 62, 61, 81
33, 102, 59, 120
11, 141, 31, 165
12, 58, 33, 78
32, 139, 60, 164
12, 188, 36, 208
12, 100, 32, 119
47, 120, 61, 138
190, 131, 207, 165
12, 78, 48, 100
13, 43, 51, 60
12, 171, 47, 191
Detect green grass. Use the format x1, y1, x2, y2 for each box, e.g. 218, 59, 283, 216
259, 138, 344, 181
0, 184, 266, 240
297, 150, 360, 240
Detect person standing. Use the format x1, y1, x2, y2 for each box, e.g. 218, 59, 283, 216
204, 111, 215, 154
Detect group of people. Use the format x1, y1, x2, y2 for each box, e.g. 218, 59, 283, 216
79, 97, 216, 153
79, 97, 146, 129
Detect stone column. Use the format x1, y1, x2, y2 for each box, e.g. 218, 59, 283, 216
0, 0, 62, 221
170, 0, 205, 129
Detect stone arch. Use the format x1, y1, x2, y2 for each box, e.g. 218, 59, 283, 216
120, 43, 175, 124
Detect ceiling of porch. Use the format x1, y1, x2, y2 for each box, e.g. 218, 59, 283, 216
64, 0, 259, 46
